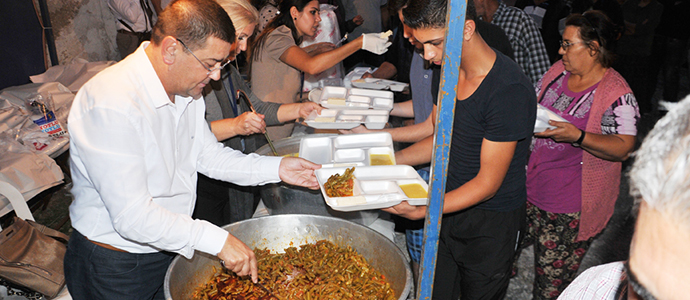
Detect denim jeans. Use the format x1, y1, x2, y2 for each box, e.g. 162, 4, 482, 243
64, 230, 174, 300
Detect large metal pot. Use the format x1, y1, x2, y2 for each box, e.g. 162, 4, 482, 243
255, 134, 379, 226
164, 215, 412, 300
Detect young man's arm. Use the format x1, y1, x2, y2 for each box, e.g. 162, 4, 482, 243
383, 138, 516, 220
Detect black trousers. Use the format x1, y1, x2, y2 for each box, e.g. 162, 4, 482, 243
193, 173, 259, 227
433, 203, 526, 300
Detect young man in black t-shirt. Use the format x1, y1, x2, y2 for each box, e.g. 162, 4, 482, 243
385, 0, 536, 298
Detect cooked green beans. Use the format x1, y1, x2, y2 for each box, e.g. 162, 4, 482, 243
193, 240, 395, 300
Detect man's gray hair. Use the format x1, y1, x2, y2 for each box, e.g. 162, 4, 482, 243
629, 94, 690, 225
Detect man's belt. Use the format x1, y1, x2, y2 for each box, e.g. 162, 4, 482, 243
87, 238, 128, 253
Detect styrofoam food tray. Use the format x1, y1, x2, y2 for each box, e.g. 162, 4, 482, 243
304, 109, 389, 130
315, 165, 429, 211
534, 104, 569, 133
315, 86, 394, 110
351, 78, 409, 92
299, 132, 395, 167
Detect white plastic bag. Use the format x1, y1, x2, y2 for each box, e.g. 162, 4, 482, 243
300, 4, 344, 92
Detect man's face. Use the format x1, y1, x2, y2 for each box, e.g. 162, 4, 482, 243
628, 201, 690, 299
398, 9, 422, 49
412, 27, 446, 65
175, 36, 232, 99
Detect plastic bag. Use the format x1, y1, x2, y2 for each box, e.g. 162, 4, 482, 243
25, 93, 66, 139
300, 4, 344, 92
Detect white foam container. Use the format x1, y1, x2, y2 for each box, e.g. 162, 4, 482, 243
305, 109, 389, 130
315, 165, 429, 211
351, 78, 409, 92
299, 132, 395, 166
315, 86, 394, 110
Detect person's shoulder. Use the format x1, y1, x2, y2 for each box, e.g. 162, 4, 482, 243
76, 57, 150, 113
494, 51, 528, 81
266, 25, 295, 44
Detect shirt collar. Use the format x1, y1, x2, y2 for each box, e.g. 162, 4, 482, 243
132, 41, 176, 109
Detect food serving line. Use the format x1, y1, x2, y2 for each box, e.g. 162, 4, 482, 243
169, 2, 469, 296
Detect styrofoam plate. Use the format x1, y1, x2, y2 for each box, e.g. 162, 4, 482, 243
299, 133, 395, 166
305, 109, 390, 130
351, 78, 409, 92
535, 104, 569, 133
315, 86, 394, 110
315, 165, 428, 211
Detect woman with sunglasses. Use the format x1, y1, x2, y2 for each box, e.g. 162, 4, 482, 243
518, 11, 639, 299
193, 0, 322, 226
249, 0, 392, 141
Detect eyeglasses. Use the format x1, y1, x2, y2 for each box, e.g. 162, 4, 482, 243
559, 40, 586, 51
176, 38, 232, 75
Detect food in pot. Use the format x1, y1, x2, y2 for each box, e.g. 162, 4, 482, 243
324, 167, 355, 197
192, 240, 395, 300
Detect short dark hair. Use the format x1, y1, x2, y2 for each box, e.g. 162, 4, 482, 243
388, 0, 409, 13
565, 10, 617, 68
152, 0, 236, 50
403, 0, 476, 29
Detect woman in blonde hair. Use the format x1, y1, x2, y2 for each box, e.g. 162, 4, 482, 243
193, 0, 322, 226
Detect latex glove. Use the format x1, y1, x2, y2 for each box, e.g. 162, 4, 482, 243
362, 31, 393, 55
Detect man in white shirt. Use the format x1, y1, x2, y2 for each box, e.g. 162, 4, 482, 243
64, 0, 320, 298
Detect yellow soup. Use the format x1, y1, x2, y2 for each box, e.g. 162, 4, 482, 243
400, 183, 427, 198
370, 154, 394, 165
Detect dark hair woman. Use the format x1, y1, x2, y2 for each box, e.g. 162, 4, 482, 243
249, 0, 392, 140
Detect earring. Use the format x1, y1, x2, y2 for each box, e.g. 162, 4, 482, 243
293, 17, 296, 20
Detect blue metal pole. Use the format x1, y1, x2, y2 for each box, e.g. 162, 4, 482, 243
417, 0, 466, 298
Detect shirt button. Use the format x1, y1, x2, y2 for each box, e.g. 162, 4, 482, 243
424, 75, 428, 78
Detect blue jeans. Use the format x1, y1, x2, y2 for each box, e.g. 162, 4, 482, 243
64, 230, 174, 300
405, 168, 430, 263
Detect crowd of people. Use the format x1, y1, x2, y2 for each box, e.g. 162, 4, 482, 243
68, 0, 690, 299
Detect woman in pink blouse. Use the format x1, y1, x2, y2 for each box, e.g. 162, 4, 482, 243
519, 11, 639, 299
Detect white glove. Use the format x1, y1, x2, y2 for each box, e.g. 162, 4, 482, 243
362, 31, 393, 55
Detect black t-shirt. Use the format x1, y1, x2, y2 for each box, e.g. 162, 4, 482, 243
475, 20, 515, 61
445, 50, 536, 211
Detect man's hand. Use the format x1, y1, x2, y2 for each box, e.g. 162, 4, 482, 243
233, 112, 266, 136
218, 234, 258, 283
279, 157, 321, 189
352, 15, 364, 26
382, 201, 427, 220
298, 102, 323, 119
339, 124, 372, 135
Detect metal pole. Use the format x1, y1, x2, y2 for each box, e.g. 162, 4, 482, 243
417, 0, 466, 298
37, 0, 59, 66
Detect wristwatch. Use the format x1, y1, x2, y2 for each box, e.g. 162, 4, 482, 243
572, 129, 586, 147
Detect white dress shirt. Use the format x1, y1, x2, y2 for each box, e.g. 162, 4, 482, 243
68, 42, 283, 258
558, 262, 625, 300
